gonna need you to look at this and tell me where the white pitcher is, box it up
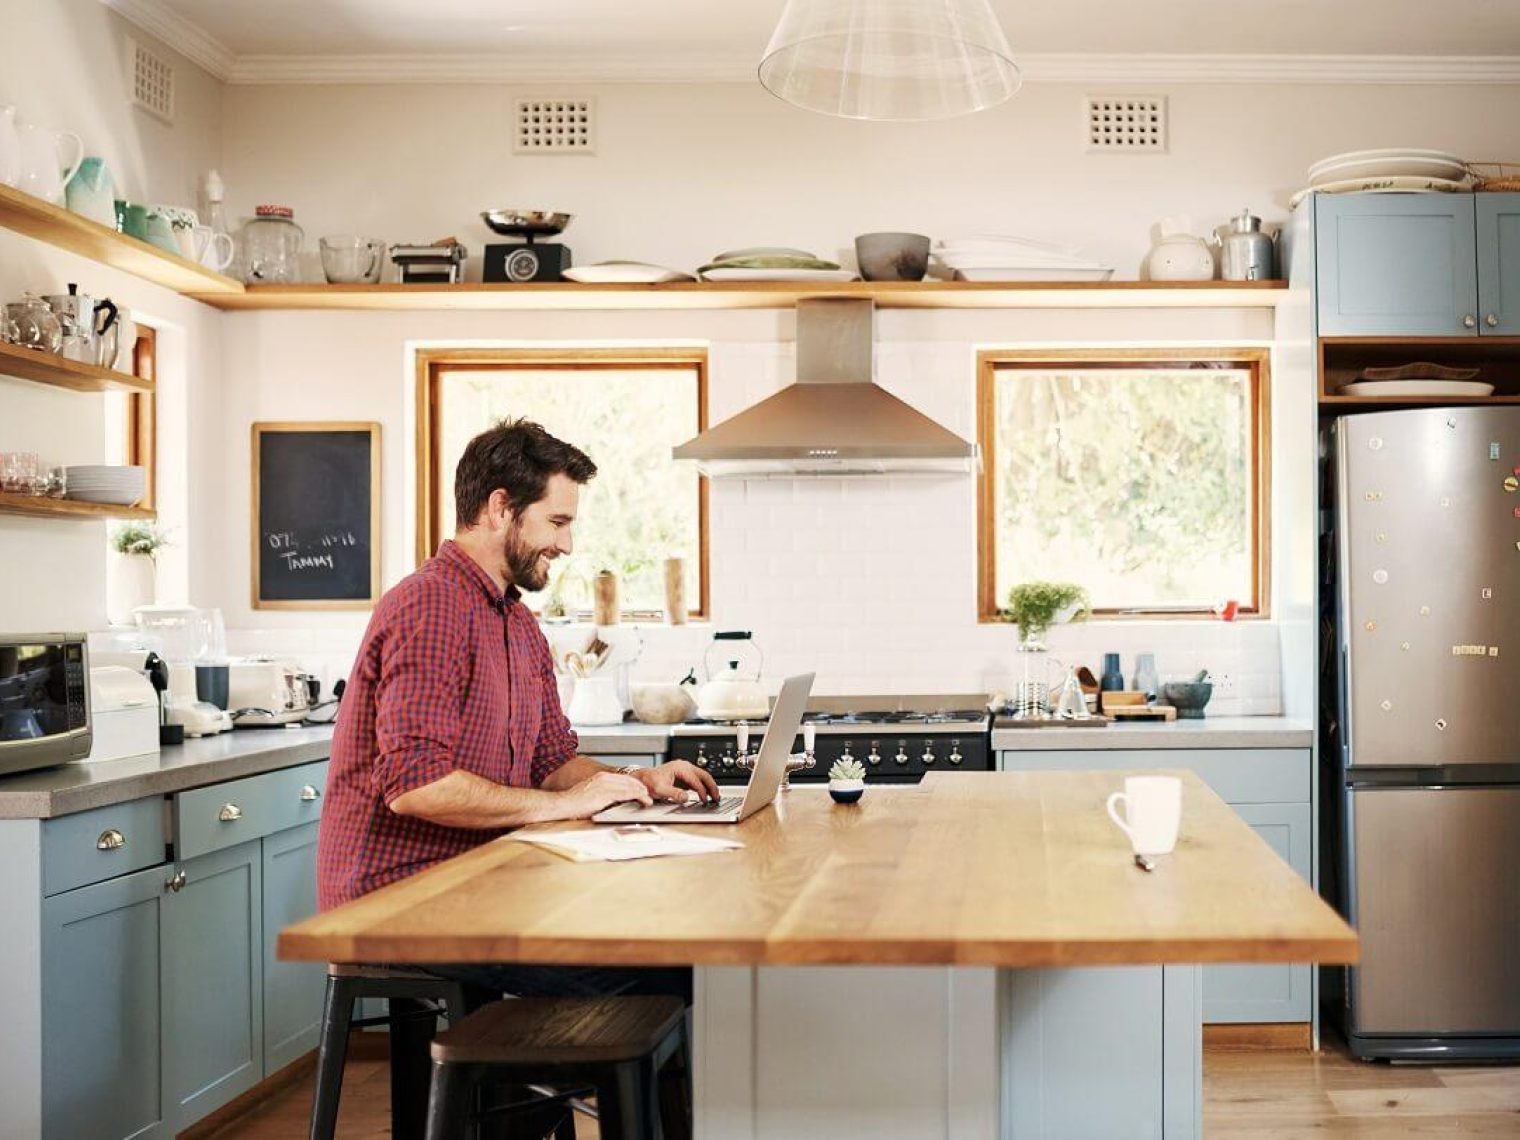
[16,121,83,204]
[0,106,20,188]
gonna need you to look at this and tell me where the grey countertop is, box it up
[0,715,1307,819]
[572,723,675,754]
[991,716,1313,751]
[0,726,337,820]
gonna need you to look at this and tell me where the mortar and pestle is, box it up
[1160,669,1213,719]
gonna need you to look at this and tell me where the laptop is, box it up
[592,672,815,824]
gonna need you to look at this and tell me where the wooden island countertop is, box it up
[279,770,1357,969]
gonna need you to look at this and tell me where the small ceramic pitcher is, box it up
[65,157,117,226]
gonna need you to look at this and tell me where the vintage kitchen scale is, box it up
[481,209,574,282]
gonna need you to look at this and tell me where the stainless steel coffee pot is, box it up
[1217,209,1276,281]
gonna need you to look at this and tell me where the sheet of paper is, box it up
[505,825,744,862]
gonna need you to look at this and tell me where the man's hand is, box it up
[563,771,652,818]
[639,759,722,804]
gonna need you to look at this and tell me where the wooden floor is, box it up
[201,1035,1520,1138]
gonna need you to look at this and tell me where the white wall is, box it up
[0,0,224,634]
[220,80,1520,280]
[212,303,1287,709]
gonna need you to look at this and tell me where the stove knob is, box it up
[840,746,855,764]
[894,742,909,766]
[949,739,963,765]
[921,747,936,765]
[867,741,882,766]
[695,745,709,769]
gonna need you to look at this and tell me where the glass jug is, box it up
[238,205,304,284]
[4,294,62,352]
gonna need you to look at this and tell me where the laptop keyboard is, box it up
[669,796,742,815]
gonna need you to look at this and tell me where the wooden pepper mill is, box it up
[592,569,620,626]
[663,556,687,625]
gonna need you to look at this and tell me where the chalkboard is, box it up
[252,422,380,609]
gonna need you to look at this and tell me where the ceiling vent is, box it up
[1085,95,1165,152]
[514,99,595,154]
[130,38,175,122]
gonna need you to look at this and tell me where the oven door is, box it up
[0,636,91,775]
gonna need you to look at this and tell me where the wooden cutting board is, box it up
[1107,705,1178,721]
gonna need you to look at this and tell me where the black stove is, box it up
[667,695,993,784]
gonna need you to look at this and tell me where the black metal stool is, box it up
[425,995,691,1140]
[309,963,473,1140]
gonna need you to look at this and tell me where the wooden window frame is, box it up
[126,326,156,511]
[415,347,711,621]
[976,347,1272,622]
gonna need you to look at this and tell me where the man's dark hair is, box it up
[454,418,597,526]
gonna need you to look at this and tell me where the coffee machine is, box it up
[481,210,573,282]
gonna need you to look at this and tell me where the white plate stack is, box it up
[1288,148,1472,207]
[64,465,146,505]
[933,235,1114,282]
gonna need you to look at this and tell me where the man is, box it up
[317,417,719,1004]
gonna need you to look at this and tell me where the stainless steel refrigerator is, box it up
[1326,406,1520,1060]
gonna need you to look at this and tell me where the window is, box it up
[977,348,1270,620]
[417,349,708,619]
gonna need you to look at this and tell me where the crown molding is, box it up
[225,50,1520,87]
[100,0,235,80]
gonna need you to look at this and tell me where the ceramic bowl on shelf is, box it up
[1160,681,1213,719]
[854,233,931,282]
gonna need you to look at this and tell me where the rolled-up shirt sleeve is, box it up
[529,627,579,786]
[371,586,468,804]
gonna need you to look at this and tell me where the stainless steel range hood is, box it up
[672,297,977,477]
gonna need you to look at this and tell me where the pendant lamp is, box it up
[759,0,1021,121]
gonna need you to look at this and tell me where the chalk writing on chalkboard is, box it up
[252,423,380,610]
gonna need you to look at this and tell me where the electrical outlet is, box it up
[1210,672,1237,699]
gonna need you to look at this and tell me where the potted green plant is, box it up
[541,557,586,622]
[108,522,169,626]
[828,757,867,804]
[1003,581,1090,647]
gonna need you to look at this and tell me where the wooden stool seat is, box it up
[425,996,691,1140]
[432,996,686,1066]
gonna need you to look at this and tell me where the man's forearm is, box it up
[389,768,578,829]
[539,754,615,792]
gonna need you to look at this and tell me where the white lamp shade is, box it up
[759,0,1021,121]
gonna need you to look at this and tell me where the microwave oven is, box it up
[0,634,91,776]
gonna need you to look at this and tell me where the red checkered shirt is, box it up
[317,540,578,908]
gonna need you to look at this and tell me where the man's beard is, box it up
[504,522,555,592]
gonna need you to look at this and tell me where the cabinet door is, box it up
[42,865,168,1140]
[262,822,325,1072]
[1316,194,1478,335]
[162,840,263,1131]
[1477,193,1520,335]
[1203,803,1313,1023]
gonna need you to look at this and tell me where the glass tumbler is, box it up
[1,452,39,494]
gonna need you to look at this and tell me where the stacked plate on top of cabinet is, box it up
[932,235,1113,282]
[1338,362,1493,399]
[1289,149,1472,208]
[64,465,145,505]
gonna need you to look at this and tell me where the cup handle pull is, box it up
[57,131,84,190]
[1106,792,1133,841]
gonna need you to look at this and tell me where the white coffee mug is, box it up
[1106,775,1182,856]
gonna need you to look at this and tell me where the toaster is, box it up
[227,658,315,727]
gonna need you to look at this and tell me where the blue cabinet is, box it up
[1478,193,1520,335]
[1315,194,1478,336]
[42,864,168,1140]
[261,822,324,1072]
[162,840,264,1130]
[995,748,1314,1025]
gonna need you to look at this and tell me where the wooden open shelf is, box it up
[0,340,152,393]
[0,183,242,296]
[1319,336,1520,409]
[0,492,153,521]
[204,278,1289,312]
[194,279,1287,312]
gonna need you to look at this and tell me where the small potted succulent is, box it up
[828,757,867,804]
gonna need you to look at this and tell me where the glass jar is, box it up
[237,204,304,284]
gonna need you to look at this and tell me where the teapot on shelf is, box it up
[1144,217,1216,282]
